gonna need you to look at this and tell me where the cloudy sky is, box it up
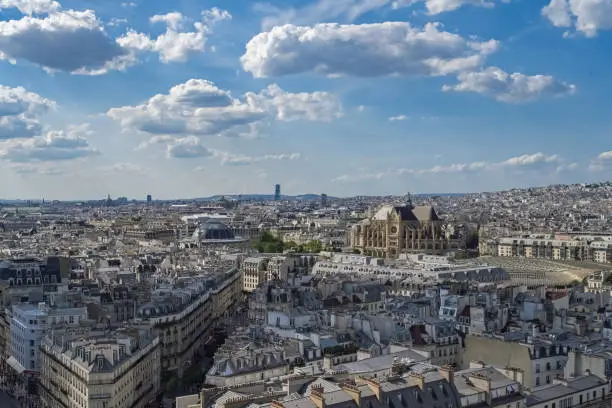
[0,0,611,200]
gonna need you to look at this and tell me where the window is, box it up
[536,364,541,373]
[546,376,551,384]
[536,377,540,386]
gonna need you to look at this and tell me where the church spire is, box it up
[404,192,413,209]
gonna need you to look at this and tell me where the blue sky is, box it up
[0,0,611,199]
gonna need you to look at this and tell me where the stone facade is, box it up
[348,204,461,258]
[39,326,160,408]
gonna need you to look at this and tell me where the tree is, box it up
[253,231,284,253]
[304,240,323,253]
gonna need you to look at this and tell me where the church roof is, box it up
[412,205,440,221]
[371,205,440,222]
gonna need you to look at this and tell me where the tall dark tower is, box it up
[274,184,281,201]
[321,193,328,208]
[146,194,152,204]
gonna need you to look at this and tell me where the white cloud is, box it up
[257,0,505,29]
[0,85,55,117]
[389,115,409,121]
[392,0,507,15]
[121,2,136,8]
[258,0,390,29]
[542,0,612,37]
[246,84,343,122]
[117,8,231,63]
[135,135,175,150]
[100,162,147,174]
[442,67,576,102]
[216,152,302,166]
[0,85,55,140]
[0,4,230,74]
[0,0,60,15]
[0,123,99,162]
[108,17,128,27]
[0,9,134,75]
[107,79,266,137]
[108,79,341,139]
[0,116,42,140]
[500,152,562,167]
[166,136,213,159]
[333,152,570,182]
[241,22,498,78]
[589,151,612,171]
[150,12,186,31]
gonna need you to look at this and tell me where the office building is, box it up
[321,193,328,207]
[274,184,281,201]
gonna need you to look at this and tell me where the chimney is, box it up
[342,382,361,407]
[408,372,425,390]
[359,377,382,401]
[309,385,326,408]
[439,365,455,385]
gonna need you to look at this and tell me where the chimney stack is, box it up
[408,372,425,390]
[341,382,361,406]
[309,385,326,408]
[439,365,455,385]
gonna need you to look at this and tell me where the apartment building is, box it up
[39,326,160,408]
[462,335,569,390]
[487,237,612,264]
[242,257,269,292]
[135,268,242,379]
[8,302,87,374]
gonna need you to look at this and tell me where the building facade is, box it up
[9,302,87,374]
[482,236,612,264]
[39,326,160,408]
[242,257,269,293]
[136,268,242,379]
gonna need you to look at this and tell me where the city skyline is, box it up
[0,0,612,200]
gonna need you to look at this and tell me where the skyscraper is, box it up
[321,193,328,208]
[146,194,152,204]
[274,184,281,201]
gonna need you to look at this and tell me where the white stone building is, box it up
[8,302,87,374]
[39,326,160,408]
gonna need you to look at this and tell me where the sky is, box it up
[0,0,611,200]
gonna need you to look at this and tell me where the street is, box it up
[0,390,19,408]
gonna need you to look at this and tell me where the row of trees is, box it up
[252,231,325,253]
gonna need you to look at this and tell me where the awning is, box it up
[6,356,25,374]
